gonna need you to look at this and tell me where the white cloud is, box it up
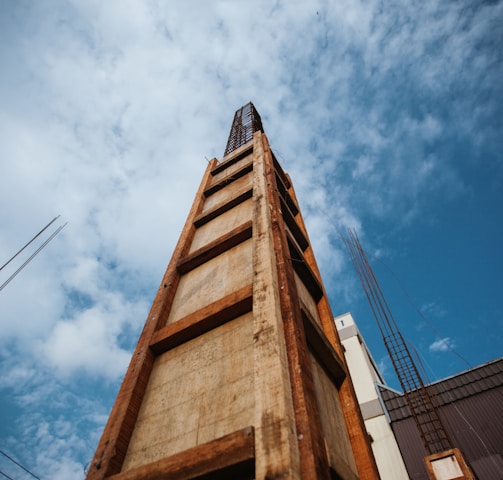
[421,301,447,320]
[0,0,501,477]
[429,337,454,353]
[40,292,147,379]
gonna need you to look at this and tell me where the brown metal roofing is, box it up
[380,358,503,419]
[378,358,503,479]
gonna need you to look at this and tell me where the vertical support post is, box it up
[291,203,381,479]
[258,131,332,479]
[252,132,301,479]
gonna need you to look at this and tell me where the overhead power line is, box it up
[374,257,472,370]
[0,470,15,480]
[0,215,60,272]
[313,203,473,372]
[0,449,40,479]
[341,227,452,455]
[0,220,67,293]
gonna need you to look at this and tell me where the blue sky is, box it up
[0,0,501,478]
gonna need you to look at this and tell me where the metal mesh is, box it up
[224,102,264,157]
[342,228,452,455]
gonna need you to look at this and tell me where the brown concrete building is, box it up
[86,103,380,480]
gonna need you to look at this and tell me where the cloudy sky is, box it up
[0,0,501,478]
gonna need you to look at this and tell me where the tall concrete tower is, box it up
[86,103,379,480]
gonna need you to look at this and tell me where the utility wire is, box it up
[413,347,503,477]
[0,449,40,479]
[0,215,60,272]
[0,470,15,480]
[374,257,472,369]
[0,222,67,293]
[314,203,473,370]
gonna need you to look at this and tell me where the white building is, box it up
[335,312,410,479]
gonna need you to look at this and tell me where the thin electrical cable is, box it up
[375,257,472,369]
[409,342,461,445]
[0,215,60,272]
[0,470,15,480]
[409,341,434,384]
[316,201,472,371]
[0,222,67,293]
[286,172,493,465]
[0,449,40,480]
[413,350,503,476]
[342,228,453,453]
[276,173,483,454]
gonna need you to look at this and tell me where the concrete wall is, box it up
[335,312,410,479]
[88,131,377,479]
[123,313,254,470]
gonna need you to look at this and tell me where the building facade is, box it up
[86,103,380,480]
[335,312,410,479]
[336,312,503,480]
[379,358,503,480]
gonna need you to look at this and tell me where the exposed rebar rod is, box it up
[341,228,452,454]
[223,102,264,156]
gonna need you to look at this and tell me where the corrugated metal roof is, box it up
[379,357,503,421]
[378,358,503,479]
